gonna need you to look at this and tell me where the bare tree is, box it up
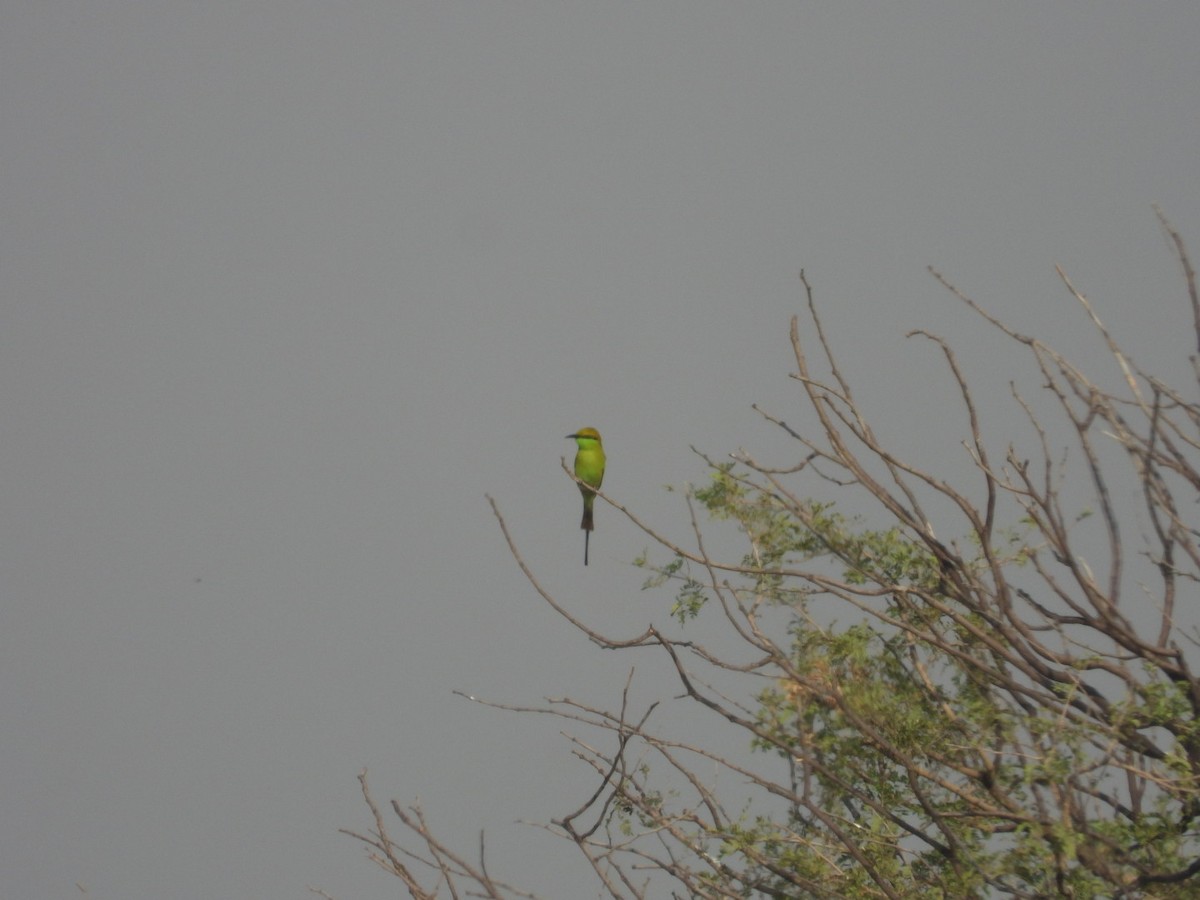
[341,211,1200,898]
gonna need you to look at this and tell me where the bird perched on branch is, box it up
[566,428,606,565]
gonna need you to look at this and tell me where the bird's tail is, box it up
[581,493,595,565]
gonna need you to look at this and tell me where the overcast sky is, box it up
[3,4,1199,898]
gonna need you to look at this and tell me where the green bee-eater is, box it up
[567,427,606,565]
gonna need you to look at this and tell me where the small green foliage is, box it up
[635,553,708,621]
[670,578,709,622]
[633,451,1200,896]
[692,466,831,571]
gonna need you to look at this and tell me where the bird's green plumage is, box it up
[567,427,606,565]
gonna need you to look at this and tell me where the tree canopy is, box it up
[342,212,1200,898]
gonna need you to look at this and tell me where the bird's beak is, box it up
[565,433,577,439]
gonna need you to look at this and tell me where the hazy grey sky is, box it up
[2,4,1198,898]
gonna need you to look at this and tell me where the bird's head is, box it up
[566,427,603,446]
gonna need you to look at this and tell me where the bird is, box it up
[566,427,606,565]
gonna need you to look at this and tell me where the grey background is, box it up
[2,3,1198,898]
